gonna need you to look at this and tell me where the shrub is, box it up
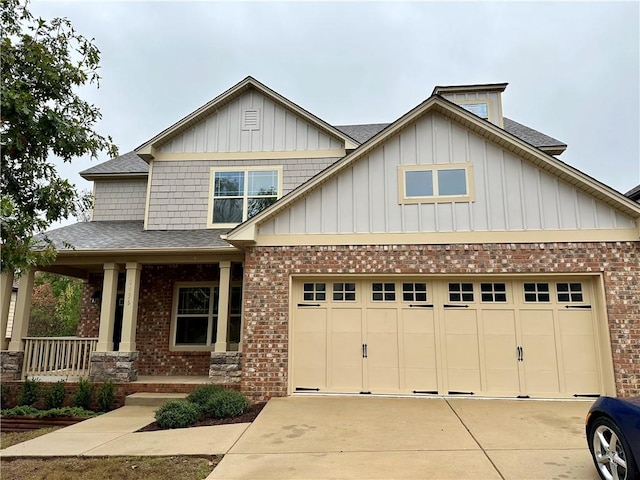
[203,389,250,419]
[96,381,116,412]
[1,405,40,416]
[44,381,66,409]
[72,378,93,409]
[154,400,201,429]
[18,377,41,406]
[186,384,224,411]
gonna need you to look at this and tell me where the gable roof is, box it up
[135,76,359,160]
[227,94,640,243]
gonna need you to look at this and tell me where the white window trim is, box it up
[207,165,284,228]
[170,282,218,352]
[398,163,474,204]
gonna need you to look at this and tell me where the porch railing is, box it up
[22,337,98,379]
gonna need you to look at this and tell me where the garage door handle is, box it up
[362,344,368,358]
[564,305,592,309]
[409,304,434,308]
[297,303,321,307]
[443,304,469,308]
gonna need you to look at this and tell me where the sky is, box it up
[29,0,640,226]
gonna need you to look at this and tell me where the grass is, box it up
[0,456,220,480]
[1,427,61,449]
[1,430,220,479]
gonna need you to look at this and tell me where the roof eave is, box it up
[80,172,149,181]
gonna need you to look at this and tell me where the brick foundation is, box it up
[90,351,138,382]
[209,352,242,384]
[0,351,24,381]
[241,242,640,401]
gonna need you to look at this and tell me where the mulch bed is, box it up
[136,402,266,432]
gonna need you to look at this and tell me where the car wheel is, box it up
[589,417,638,480]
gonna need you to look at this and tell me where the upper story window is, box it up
[208,166,283,227]
[398,163,473,204]
[460,102,489,119]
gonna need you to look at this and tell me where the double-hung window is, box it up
[398,163,473,204]
[172,285,218,348]
[208,166,283,227]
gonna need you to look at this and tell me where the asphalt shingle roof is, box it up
[502,118,566,151]
[80,151,149,178]
[42,221,231,251]
[335,123,391,144]
[625,184,640,202]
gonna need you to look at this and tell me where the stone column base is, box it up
[90,351,138,382]
[209,352,242,384]
[0,351,24,381]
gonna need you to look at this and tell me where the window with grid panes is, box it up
[449,283,474,302]
[402,283,428,302]
[333,283,356,301]
[523,283,550,302]
[372,283,396,301]
[480,283,507,302]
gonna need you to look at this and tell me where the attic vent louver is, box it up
[242,108,261,130]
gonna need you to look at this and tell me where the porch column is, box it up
[96,263,118,352]
[1,271,15,350]
[214,261,231,352]
[8,270,35,351]
[119,262,141,352]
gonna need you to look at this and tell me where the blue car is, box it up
[586,396,640,480]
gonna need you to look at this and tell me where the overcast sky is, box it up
[30,0,639,224]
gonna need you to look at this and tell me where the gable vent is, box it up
[242,108,261,130]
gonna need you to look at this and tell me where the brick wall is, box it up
[78,277,101,338]
[135,264,219,376]
[241,242,640,401]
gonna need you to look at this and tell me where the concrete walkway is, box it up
[0,405,250,457]
[0,396,600,479]
[208,396,600,480]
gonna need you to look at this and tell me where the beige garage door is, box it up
[291,277,605,398]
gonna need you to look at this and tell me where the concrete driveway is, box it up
[209,396,599,480]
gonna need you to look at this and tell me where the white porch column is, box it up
[119,262,141,352]
[214,261,231,352]
[1,271,15,350]
[96,263,118,352]
[8,270,35,351]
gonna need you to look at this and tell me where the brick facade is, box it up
[135,264,219,376]
[241,242,640,401]
[78,276,101,338]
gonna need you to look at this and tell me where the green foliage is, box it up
[1,405,96,418]
[154,400,201,429]
[96,381,116,412]
[44,380,66,409]
[1,405,39,416]
[18,377,40,406]
[203,389,251,419]
[185,384,224,411]
[71,377,93,409]
[0,0,117,273]
[29,272,81,336]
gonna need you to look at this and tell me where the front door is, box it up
[113,294,124,351]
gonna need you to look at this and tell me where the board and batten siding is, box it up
[258,112,635,236]
[146,157,340,230]
[158,90,344,154]
[92,179,147,221]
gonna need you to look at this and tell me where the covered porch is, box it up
[0,221,246,386]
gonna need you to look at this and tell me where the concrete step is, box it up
[125,392,188,407]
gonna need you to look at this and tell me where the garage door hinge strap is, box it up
[409,304,434,308]
[448,391,475,395]
[295,387,320,392]
[573,393,600,398]
[564,305,592,309]
[413,390,438,395]
[297,303,321,307]
[443,304,469,308]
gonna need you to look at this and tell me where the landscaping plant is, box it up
[44,381,66,409]
[71,378,93,409]
[154,400,201,429]
[17,377,40,406]
[185,384,224,411]
[203,389,251,419]
[96,381,116,412]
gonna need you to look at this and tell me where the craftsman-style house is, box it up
[2,77,638,401]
